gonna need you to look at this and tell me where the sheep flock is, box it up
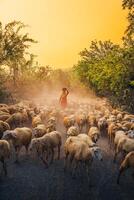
[0,97,134,196]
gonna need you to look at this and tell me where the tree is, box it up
[0,21,37,85]
[122,0,134,39]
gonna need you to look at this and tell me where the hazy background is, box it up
[0,0,128,68]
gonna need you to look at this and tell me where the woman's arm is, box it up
[59,95,62,103]
[66,89,69,96]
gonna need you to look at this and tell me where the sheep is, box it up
[88,126,100,143]
[76,113,87,132]
[122,121,133,131]
[8,105,18,114]
[113,130,127,153]
[0,107,9,113]
[2,127,32,162]
[0,103,8,108]
[33,124,47,138]
[63,115,75,130]
[32,115,42,128]
[0,113,11,121]
[131,123,134,130]
[77,134,96,147]
[64,139,92,173]
[127,130,134,139]
[108,123,119,146]
[98,117,108,135]
[117,151,134,184]
[123,114,134,121]
[0,140,10,175]
[114,137,134,162]
[67,126,79,138]
[64,138,102,180]
[29,131,62,166]
[87,115,97,128]
[0,120,10,139]
[6,112,25,128]
[46,118,56,133]
[117,113,123,121]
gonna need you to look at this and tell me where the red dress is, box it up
[60,95,67,109]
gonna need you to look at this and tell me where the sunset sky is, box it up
[0,0,128,68]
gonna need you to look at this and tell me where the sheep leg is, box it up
[25,144,30,158]
[1,158,7,176]
[72,160,78,178]
[113,147,119,163]
[109,133,111,147]
[69,155,74,170]
[79,125,82,133]
[64,152,69,171]
[57,145,61,160]
[50,148,54,164]
[117,167,125,184]
[40,155,48,168]
[86,162,90,184]
[77,161,82,177]
[113,152,117,163]
[46,150,49,161]
[14,146,20,163]
[121,151,127,161]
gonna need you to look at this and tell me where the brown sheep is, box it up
[67,126,79,138]
[32,115,42,128]
[76,113,87,132]
[114,136,134,162]
[87,115,97,128]
[117,151,134,184]
[2,127,32,162]
[88,126,100,143]
[0,113,11,121]
[108,123,119,146]
[6,112,26,128]
[0,140,10,175]
[33,124,47,138]
[0,120,10,139]
[64,138,102,180]
[63,115,75,130]
[98,117,108,135]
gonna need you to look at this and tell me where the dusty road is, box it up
[0,123,134,200]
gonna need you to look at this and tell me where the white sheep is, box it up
[29,131,62,166]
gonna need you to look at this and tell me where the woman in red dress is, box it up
[59,88,69,109]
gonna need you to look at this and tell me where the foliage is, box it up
[0,21,37,85]
[74,39,134,112]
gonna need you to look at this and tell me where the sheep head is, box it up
[91,146,103,161]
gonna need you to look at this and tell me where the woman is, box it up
[59,88,69,109]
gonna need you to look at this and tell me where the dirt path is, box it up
[0,125,134,200]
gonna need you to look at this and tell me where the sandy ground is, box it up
[0,123,134,200]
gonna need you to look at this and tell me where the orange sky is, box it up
[0,0,128,68]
